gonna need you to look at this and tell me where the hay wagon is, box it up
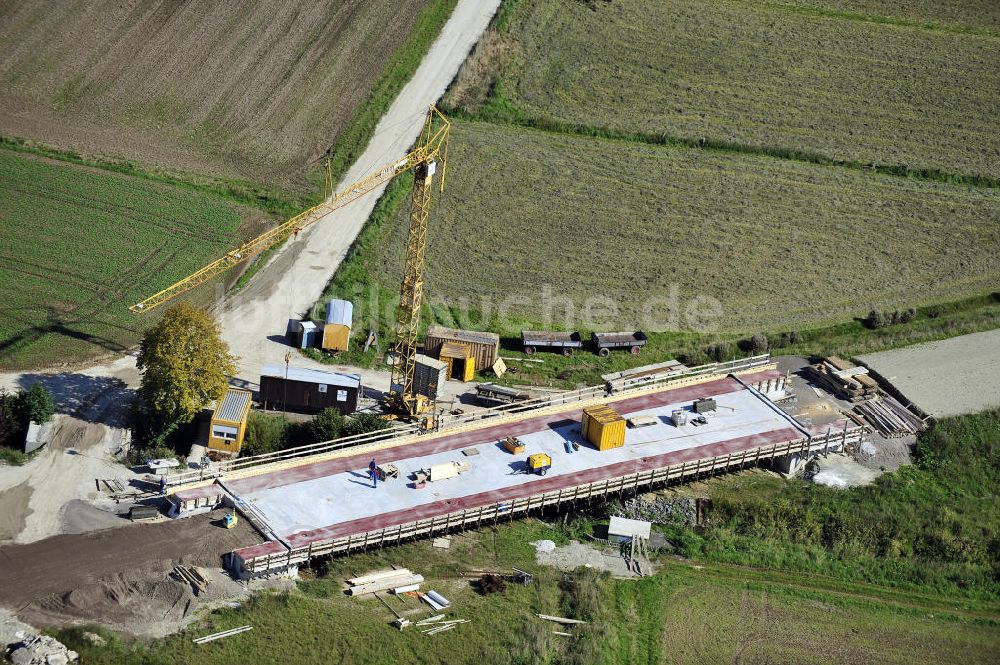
[521,330,583,356]
[591,331,647,357]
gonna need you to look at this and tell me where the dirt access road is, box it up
[857,328,1000,418]
[0,0,498,548]
[218,0,501,388]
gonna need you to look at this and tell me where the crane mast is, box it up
[129,106,450,420]
[389,109,449,419]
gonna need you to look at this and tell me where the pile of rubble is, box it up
[611,495,699,526]
[6,634,78,665]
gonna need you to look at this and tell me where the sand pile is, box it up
[30,571,194,628]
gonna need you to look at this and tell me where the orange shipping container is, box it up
[581,404,626,451]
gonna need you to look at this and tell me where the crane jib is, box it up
[130,106,450,314]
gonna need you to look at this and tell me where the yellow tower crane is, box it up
[130,106,450,419]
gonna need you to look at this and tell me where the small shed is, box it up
[297,320,319,349]
[413,354,447,400]
[322,299,354,351]
[209,388,253,455]
[259,364,361,414]
[424,325,499,372]
[581,404,626,451]
[608,516,652,543]
[440,342,476,381]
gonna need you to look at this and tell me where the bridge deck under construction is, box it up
[198,370,859,576]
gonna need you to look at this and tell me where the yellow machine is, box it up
[526,453,552,476]
[130,107,451,422]
[223,512,238,529]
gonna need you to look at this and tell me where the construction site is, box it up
[1,0,999,662]
[165,361,864,577]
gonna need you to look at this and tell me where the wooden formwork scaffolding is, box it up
[234,426,863,576]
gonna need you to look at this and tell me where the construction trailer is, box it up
[259,365,361,414]
[439,341,476,381]
[321,299,353,351]
[581,404,626,450]
[295,320,319,350]
[424,325,499,372]
[208,389,253,455]
[412,354,447,401]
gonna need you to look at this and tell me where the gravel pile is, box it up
[5,634,77,665]
[610,495,698,525]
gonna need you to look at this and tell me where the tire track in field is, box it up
[0,257,96,293]
[70,245,178,316]
[4,185,232,244]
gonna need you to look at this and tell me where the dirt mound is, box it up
[0,510,258,608]
[0,482,32,542]
[32,571,192,626]
[21,566,258,638]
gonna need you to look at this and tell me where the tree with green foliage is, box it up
[344,412,390,437]
[0,390,15,450]
[22,383,54,424]
[136,303,237,426]
[307,408,346,443]
[242,411,290,456]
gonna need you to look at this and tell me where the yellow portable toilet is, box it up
[208,388,252,455]
[581,404,626,451]
[439,342,475,381]
[322,299,353,351]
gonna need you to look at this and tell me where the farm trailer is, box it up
[592,331,647,357]
[521,331,583,356]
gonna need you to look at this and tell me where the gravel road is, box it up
[217,0,501,387]
[857,328,1000,418]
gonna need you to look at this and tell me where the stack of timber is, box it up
[173,565,209,593]
[418,616,469,635]
[855,396,926,438]
[808,357,879,402]
[602,359,688,392]
[347,569,424,596]
[193,626,252,644]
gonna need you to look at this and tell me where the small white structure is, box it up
[429,461,471,482]
[23,420,54,453]
[608,516,652,543]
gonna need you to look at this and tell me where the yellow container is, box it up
[581,405,626,451]
[440,342,476,381]
[208,388,252,455]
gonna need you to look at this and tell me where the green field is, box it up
[787,0,1000,32]
[56,527,1000,665]
[460,0,1000,180]
[0,0,452,192]
[354,120,1000,334]
[0,151,263,369]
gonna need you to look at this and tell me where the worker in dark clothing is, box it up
[368,458,378,488]
[159,476,167,495]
